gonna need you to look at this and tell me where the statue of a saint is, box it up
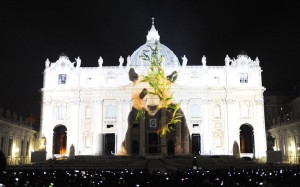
[39,135,46,151]
[182,55,188,67]
[126,55,131,67]
[45,58,50,68]
[255,57,260,66]
[119,56,124,67]
[98,56,103,67]
[225,55,230,66]
[202,55,206,66]
[75,57,81,68]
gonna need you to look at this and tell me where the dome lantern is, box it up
[130,18,180,67]
[146,17,160,42]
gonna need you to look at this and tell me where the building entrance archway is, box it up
[167,140,175,155]
[148,133,159,154]
[53,125,67,155]
[104,133,115,155]
[192,134,201,155]
[239,124,254,153]
[131,140,139,155]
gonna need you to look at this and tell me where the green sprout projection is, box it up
[135,42,183,136]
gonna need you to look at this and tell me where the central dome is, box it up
[130,19,180,67]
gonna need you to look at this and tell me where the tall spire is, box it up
[146,17,160,42]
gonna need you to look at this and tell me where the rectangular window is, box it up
[58,74,67,84]
[240,73,248,83]
[106,105,115,118]
[8,138,13,156]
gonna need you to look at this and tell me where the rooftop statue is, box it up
[126,55,131,67]
[98,56,103,67]
[202,55,206,66]
[225,55,230,66]
[255,57,260,66]
[75,57,81,68]
[182,55,188,67]
[119,56,124,67]
[45,58,50,68]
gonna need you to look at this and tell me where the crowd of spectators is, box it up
[1,167,300,187]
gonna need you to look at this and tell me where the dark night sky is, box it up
[0,0,300,121]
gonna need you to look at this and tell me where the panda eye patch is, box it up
[139,88,147,99]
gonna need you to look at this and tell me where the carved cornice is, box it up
[254,98,264,105]
[43,99,52,105]
[71,99,81,105]
[225,98,236,104]
[94,99,103,105]
[225,54,260,69]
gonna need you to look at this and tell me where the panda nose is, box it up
[148,105,157,111]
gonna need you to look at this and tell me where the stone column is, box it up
[42,100,53,159]
[180,99,190,154]
[175,119,181,155]
[124,100,131,155]
[226,97,237,156]
[222,98,229,155]
[93,99,103,155]
[161,108,167,155]
[203,99,210,154]
[116,99,123,153]
[139,110,145,156]
[70,98,80,156]
[254,98,267,159]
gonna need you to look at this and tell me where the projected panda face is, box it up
[129,68,177,116]
[139,87,161,116]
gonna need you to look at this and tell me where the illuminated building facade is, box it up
[40,21,267,160]
[265,94,300,163]
[0,108,37,165]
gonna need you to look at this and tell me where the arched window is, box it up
[58,105,64,120]
[241,104,249,118]
[214,105,221,118]
[85,135,91,148]
[85,106,92,119]
[191,104,199,117]
[215,135,222,148]
[107,105,115,118]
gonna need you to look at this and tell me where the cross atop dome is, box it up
[146,17,160,42]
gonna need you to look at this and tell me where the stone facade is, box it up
[0,108,38,165]
[40,22,267,160]
[265,95,300,163]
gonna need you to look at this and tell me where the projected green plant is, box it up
[136,42,183,136]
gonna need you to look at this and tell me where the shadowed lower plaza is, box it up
[2,155,300,186]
